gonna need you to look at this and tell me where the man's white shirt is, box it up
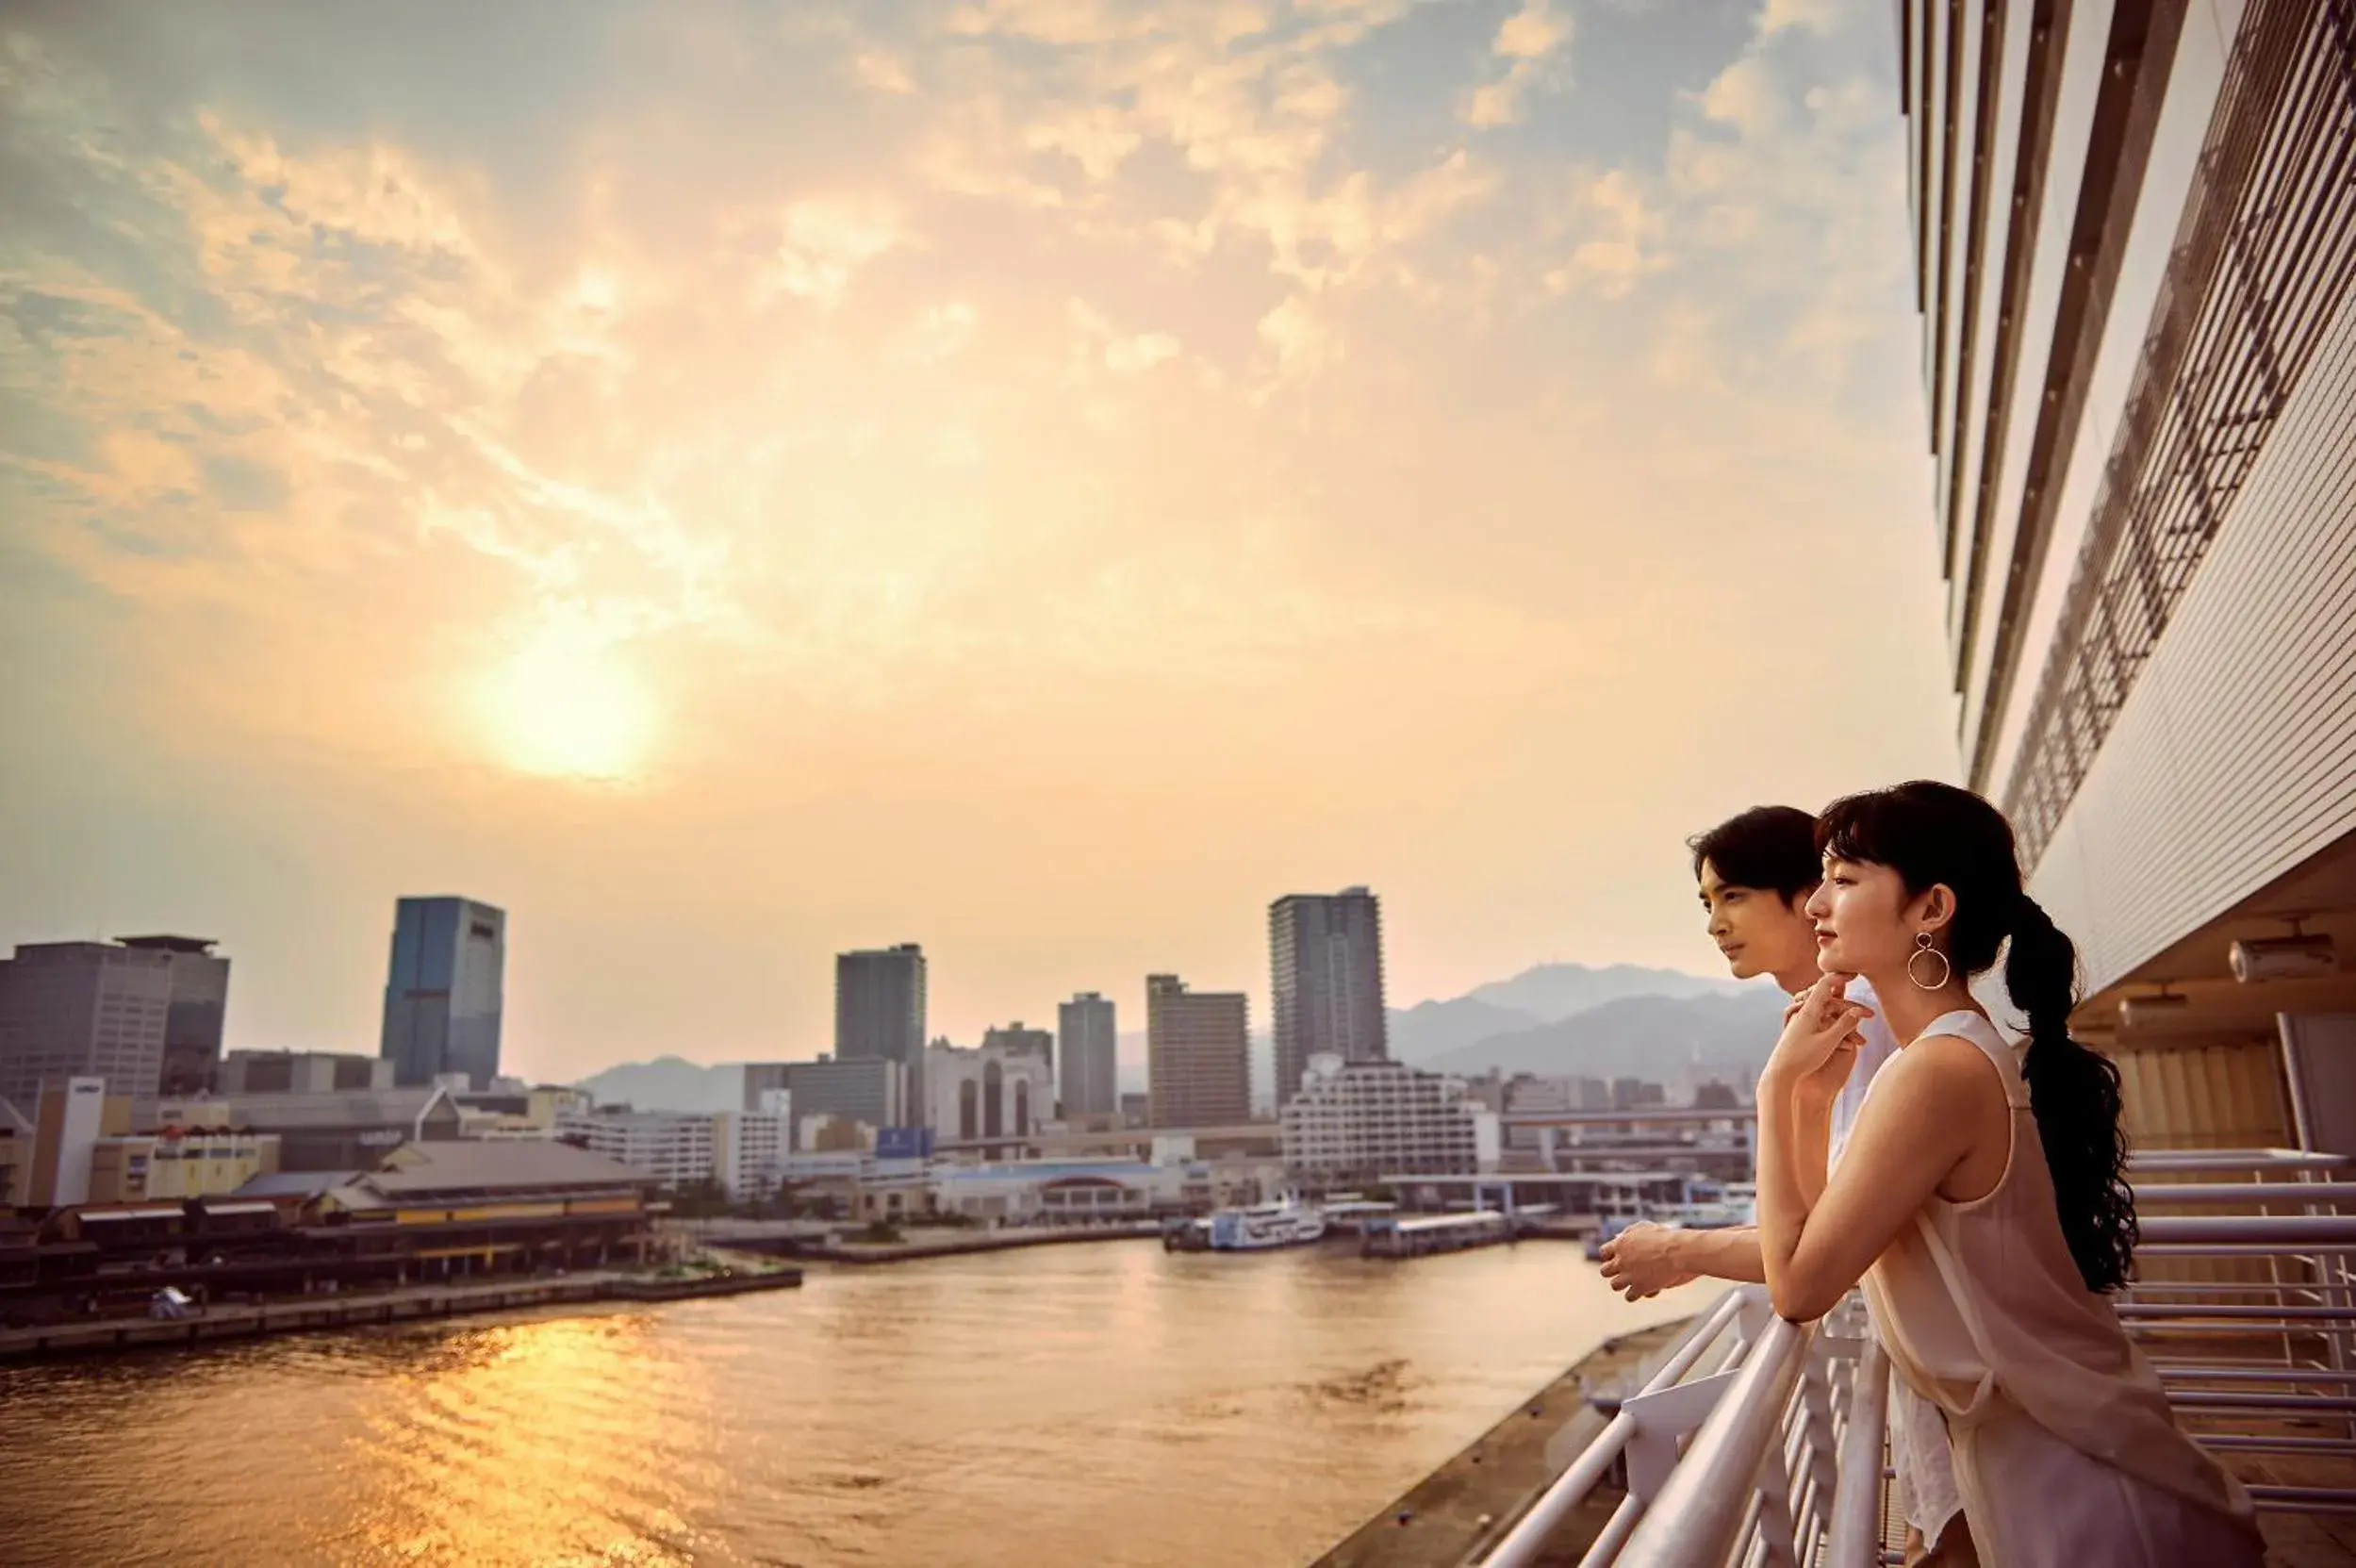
[1818,976,1964,1545]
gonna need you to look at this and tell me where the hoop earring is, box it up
[1907,932,1952,992]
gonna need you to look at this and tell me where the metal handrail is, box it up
[2132,1181,2356,1205]
[2140,1213,2356,1246]
[1614,1311,1813,1567]
[1825,1338,1891,1568]
[1487,1213,2354,1565]
[1474,1291,1748,1564]
[2128,1148,2352,1173]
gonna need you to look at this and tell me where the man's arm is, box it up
[1597,1222,1766,1300]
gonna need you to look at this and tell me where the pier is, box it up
[0,1264,802,1362]
[1362,1211,1516,1260]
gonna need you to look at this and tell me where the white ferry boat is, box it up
[1207,1194,1327,1251]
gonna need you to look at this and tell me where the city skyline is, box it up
[0,1,1959,1082]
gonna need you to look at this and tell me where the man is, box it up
[1597,804,1972,1566]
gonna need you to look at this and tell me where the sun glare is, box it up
[480,630,657,782]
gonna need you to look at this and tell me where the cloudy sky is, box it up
[0,0,1957,1081]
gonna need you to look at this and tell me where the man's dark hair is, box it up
[1687,805,1820,901]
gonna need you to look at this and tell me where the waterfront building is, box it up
[930,1159,1190,1224]
[555,1105,784,1197]
[1279,1057,1499,1184]
[1901,0,2356,1154]
[0,1096,28,1206]
[555,1106,711,1188]
[219,1049,389,1096]
[24,1078,110,1206]
[113,936,230,1097]
[149,1083,467,1171]
[834,944,927,1115]
[927,1036,1055,1147]
[782,1056,904,1144]
[85,1126,281,1203]
[717,1110,785,1201]
[1269,887,1389,1107]
[378,897,506,1089]
[454,1083,589,1141]
[0,941,173,1109]
[1145,975,1250,1129]
[1057,992,1118,1121]
[0,1078,280,1206]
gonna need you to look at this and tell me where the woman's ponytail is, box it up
[2006,896,2138,1293]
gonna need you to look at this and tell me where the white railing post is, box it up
[1825,1339,1891,1568]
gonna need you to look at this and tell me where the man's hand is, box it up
[1597,1222,1698,1301]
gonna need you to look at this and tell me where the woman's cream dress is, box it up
[1855,1011,2265,1567]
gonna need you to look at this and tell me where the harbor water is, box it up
[0,1239,1716,1567]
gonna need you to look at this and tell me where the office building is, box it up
[1279,1057,1498,1182]
[1145,974,1249,1129]
[927,1037,1055,1145]
[835,944,927,1116]
[980,1021,1054,1073]
[0,942,173,1110]
[220,1050,389,1096]
[379,897,506,1089]
[555,1106,783,1199]
[1900,0,2355,1152]
[742,1062,791,1113]
[114,935,230,1097]
[1058,992,1119,1120]
[782,1055,905,1144]
[1611,1078,1668,1113]
[1269,887,1388,1107]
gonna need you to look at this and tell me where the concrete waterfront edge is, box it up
[0,1266,804,1362]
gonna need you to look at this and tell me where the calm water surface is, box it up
[0,1241,1716,1566]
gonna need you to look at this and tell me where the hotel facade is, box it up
[1901,0,2354,1151]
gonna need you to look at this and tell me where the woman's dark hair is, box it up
[1689,805,1820,901]
[1816,780,2137,1294]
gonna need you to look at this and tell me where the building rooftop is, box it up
[114,935,221,954]
[354,1139,653,1199]
[235,1170,361,1199]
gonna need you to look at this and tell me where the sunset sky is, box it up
[0,0,1959,1082]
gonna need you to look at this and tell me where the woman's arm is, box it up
[1758,1021,1994,1321]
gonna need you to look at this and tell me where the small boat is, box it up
[1207,1194,1327,1251]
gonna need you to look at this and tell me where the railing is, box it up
[1477,1189,2356,1568]
[1474,1285,1883,1568]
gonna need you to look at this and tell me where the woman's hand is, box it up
[1767,974,1870,1101]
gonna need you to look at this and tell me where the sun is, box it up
[479,628,657,782]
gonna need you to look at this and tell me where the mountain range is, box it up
[573,961,1782,1113]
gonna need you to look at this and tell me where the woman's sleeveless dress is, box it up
[1854,1011,2265,1567]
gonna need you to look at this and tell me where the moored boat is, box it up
[1206,1194,1326,1250]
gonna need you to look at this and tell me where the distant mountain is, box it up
[1461,962,1738,1023]
[576,1056,746,1114]
[1386,996,1541,1065]
[1420,989,1788,1081]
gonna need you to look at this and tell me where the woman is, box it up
[1754,780,2262,1567]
